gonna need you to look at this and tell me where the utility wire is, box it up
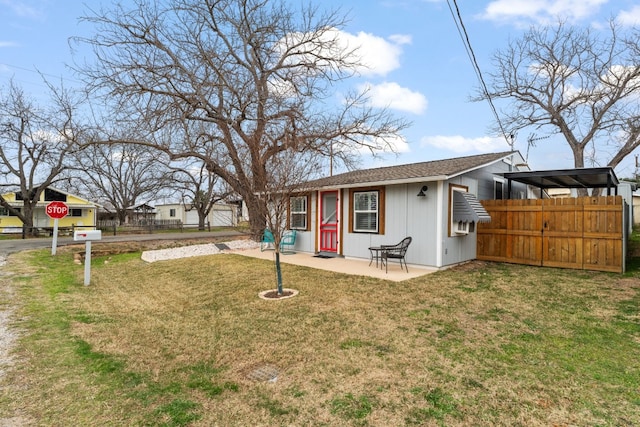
[0,62,82,85]
[446,0,512,149]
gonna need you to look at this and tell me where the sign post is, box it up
[46,201,69,255]
[74,230,102,285]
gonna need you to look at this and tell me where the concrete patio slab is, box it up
[232,248,437,282]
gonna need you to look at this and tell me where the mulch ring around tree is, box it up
[258,288,299,300]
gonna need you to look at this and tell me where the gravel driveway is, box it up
[0,254,15,378]
[0,253,26,425]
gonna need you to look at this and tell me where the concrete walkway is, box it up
[233,248,438,282]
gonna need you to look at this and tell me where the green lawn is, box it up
[1,245,639,426]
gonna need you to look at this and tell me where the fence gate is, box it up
[477,196,625,273]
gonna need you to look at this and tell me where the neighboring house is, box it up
[286,151,529,269]
[0,187,100,232]
[155,202,238,227]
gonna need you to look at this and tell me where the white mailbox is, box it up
[74,230,102,241]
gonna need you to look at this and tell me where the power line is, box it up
[446,0,511,149]
[0,62,82,85]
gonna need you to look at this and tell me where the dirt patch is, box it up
[258,288,299,300]
[446,260,489,272]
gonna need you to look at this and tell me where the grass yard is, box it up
[1,244,639,426]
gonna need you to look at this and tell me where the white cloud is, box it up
[480,0,608,25]
[0,41,18,48]
[365,133,411,154]
[420,135,509,153]
[388,34,412,45]
[359,82,427,114]
[618,6,640,26]
[341,132,411,157]
[0,0,43,20]
[339,30,410,77]
[275,28,409,83]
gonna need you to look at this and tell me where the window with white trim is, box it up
[353,191,378,232]
[169,208,176,217]
[289,195,307,230]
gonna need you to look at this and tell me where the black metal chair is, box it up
[381,237,412,273]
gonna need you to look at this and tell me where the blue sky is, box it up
[2,0,640,178]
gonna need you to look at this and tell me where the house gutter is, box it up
[300,176,449,192]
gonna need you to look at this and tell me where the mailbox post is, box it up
[74,230,102,285]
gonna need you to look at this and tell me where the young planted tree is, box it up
[0,80,84,236]
[261,149,323,295]
[75,0,407,236]
[478,20,640,194]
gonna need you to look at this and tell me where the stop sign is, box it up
[46,201,69,219]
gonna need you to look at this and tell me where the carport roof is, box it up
[503,167,619,190]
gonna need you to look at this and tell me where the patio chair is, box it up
[381,237,412,273]
[280,230,297,254]
[260,229,276,251]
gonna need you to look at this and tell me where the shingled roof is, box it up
[303,151,517,189]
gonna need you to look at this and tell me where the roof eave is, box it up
[447,152,524,180]
[301,175,450,191]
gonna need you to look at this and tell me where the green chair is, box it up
[279,230,297,254]
[260,229,275,251]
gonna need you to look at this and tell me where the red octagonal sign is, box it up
[46,201,69,219]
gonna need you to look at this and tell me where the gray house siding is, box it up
[467,157,528,200]
[337,182,439,267]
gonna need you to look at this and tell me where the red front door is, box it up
[319,191,339,252]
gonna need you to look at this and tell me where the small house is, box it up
[0,187,100,233]
[287,151,529,269]
[155,202,239,227]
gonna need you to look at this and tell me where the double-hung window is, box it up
[289,195,308,230]
[353,191,378,232]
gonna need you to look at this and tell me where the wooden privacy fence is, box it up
[477,196,626,273]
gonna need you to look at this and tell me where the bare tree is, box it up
[65,142,172,225]
[478,19,640,193]
[0,79,84,236]
[75,0,408,236]
[170,159,233,230]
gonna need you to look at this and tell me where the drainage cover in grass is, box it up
[215,243,230,250]
[247,364,279,383]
